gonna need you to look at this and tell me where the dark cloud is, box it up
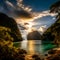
[13,9,32,19]
[0,0,33,20]
[18,24,26,30]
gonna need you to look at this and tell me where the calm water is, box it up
[20,40,56,55]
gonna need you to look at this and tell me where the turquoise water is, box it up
[20,40,56,55]
[14,40,56,55]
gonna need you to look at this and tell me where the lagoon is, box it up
[20,40,56,55]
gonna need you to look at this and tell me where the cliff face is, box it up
[0,13,22,42]
[42,19,60,41]
[27,31,42,40]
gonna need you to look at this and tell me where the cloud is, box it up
[0,0,33,21]
[38,25,47,33]
[0,0,57,23]
[30,10,57,21]
[17,0,32,12]
[5,0,15,8]
[16,10,57,23]
[11,0,33,19]
[14,9,33,23]
[15,0,33,22]
[0,6,4,12]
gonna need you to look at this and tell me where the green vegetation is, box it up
[0,26,27,60]
[0,13,26,60]
[0,26,13,47]
[42,1,60,46]
[0,13,22,42]
[13,42,20,47]
[0,1,60,60]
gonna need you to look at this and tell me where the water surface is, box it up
[20,40,56,55]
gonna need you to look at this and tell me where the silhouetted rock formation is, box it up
[27,31,42,40]
[0,12,22,42]
[42,19,60,42]
[42,32,55,42]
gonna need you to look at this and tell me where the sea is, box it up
[19,40,56,55]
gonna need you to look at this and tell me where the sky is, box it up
[23,0,57,11]
[0,0,58,39]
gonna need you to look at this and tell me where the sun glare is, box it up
[27,22,33,32]
[39,26,46,33]
[24,22,36,32]
[39,27,44,32]
[28,22,33,28]
[24,22,33,29]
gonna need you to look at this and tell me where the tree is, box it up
[42,32,55,42]
[0,13,22,42]
[0,26,27,60]
[0,26,13,47]
[42,1,60,46]
[43,1,60,46]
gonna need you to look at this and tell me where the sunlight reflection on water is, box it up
[20,40,56,55]
[20,40,45,54]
